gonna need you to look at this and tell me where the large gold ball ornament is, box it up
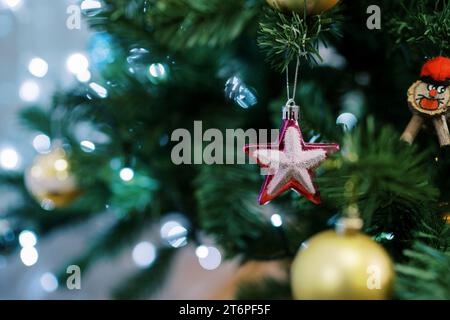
[266,0,339,15]
[24,147,80,209]
[291,220,394,300]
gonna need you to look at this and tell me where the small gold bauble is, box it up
[291,227,395,300]
[266,0,339,15]
[443,212,450,224]
[24,147,80,209]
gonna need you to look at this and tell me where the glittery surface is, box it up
[244,119,339,205]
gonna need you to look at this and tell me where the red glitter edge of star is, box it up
[243,119,340,205]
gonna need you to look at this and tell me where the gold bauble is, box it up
[24,147,80,209]
[291,225,394,300]
[266,0,339,15]
[443,212,450,224]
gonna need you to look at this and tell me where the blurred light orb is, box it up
[132,241,156,268]
[149,63,166,78]
[20,247,38,267]
[167,225,187,248]
[28,58,48,78]
[127,48,150,66]
[89,82,108,98]
[76,69,91,83]
[33,134,51,154]
[198,246,222,271]
[225,76,257,109]
[0,147,19,170]
[40,199,55,211]
[80,0,103,17]
[88,33,113,67]
[18,230,37,248]
[270,213,283,227]
[160,221,179,239]
[54,159,68,171]
[2,0,22,10]
[19,80,40,102]
[195,245,209,259]
[160,218,188,248]
[336,113,358,132]
[40,272,58,293]
[80,140,96,153]
[119,167,134,182]
[66,53,89,75]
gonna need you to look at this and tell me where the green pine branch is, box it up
[388,0,450,57]
[258,7,342,71]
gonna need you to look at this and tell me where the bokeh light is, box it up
[18,230,37,248]
[270,214,283,228]
[0,147,19,170]
[198,246,222,271]
[132,241,156,268]
[89,82,108,98]
[119,167,134,182]
[20,247,38,267]
[19,80,40,102]
[2,0,22,10]
[28,58,48,78]
[66,53,89,75]
[76,69,91,83]
[40,272,58,293]
[80,140,96,153]
[32,134,51,154]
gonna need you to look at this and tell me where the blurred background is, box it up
[0,0,257,299]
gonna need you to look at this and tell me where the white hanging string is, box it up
[285,55,301,106]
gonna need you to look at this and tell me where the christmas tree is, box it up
[1,0,449,299]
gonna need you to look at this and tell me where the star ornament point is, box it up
[244,120,339,205]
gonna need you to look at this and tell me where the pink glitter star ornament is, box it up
[244,104,339,205]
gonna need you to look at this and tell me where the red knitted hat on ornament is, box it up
[420,56,450,85]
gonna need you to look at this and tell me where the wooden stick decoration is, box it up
[401,57,450,147]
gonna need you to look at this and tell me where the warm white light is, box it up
[32,134,51,154]
[40,272,58,293]
[66,53,89,75]
[149,63,166,78]
[132,241,156,268]
[198,246,221,271]
[270,214,283,228]
[54,159,68,171]
[76,69,91,83]
[28,58,48,78]
[0,148,19,170]
[89,82,108,98]
[20,247,38,267]
[119,167,134,181]
[195,245,209,259]
[19,230,37,248]
[3,0,22,10]
[80,0,102,10]
[19,80,40,102]
[80,140,95,153]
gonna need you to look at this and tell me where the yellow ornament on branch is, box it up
[291,218,394,300]
[266,0,339,15]
[24,146,80,210]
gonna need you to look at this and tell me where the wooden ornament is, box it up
[401,80,450,147]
